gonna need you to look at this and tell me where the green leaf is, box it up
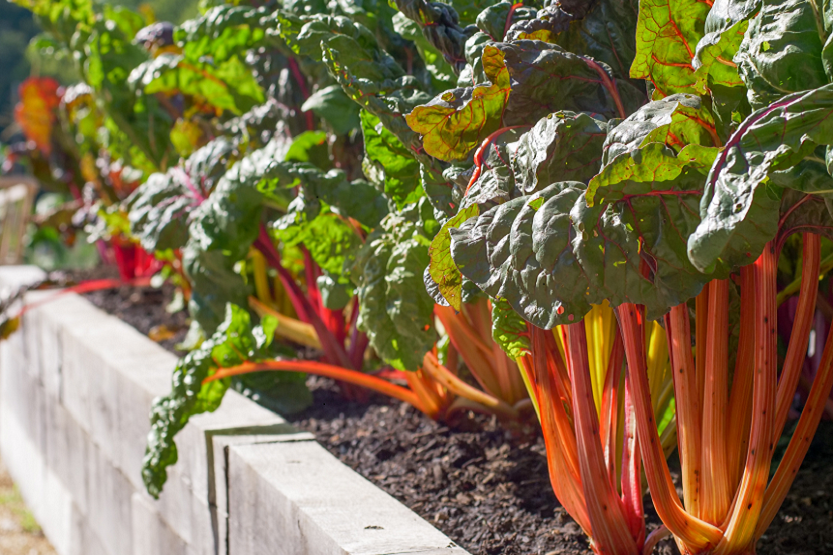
[735,0,829,110]
[553,0,640,80]
[491,296,531,359]
[451,139,722,328]
[475,2,537,42]
[175,4,266,64]
[630,0,710,97]
[689,85,833,273]
[360,110,423,208]
[392,0,471,73]
[128,138,238,253]
[428,205,480,310]
[601,94,720,166]
[300,85,361,135]
[131,53,265,115]
[284,130,330,170]
[143,304,304,498]
[512,111,609,193]
[352,210,436,370]
[273,208,362,278]
[497,40,644,123]
[406,45,510,161]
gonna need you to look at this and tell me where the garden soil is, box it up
[73,269,833,555]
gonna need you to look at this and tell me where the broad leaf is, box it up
[689,84,833,272]
[735,0,829,109]
[360,110,422,208]
[406,45,510,161]
[630,0,709,97]
[491,296,531,358]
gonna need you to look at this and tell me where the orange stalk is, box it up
[701,279,731,524]
[620,378,645,549]
[204,360,425,411]
[619,303,722,551]
[421,352,519,420]
[727,265,756,489]
[696,284,709,422]
[755,303,833,541]
[715,243,778,555]
[533,327,591,534]
[435,304,503,396]
[774,233,820,440]
[665,303,703,519]
[565,322,638,555]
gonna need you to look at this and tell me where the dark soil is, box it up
[58,266,190,354]
[66,265,833,555]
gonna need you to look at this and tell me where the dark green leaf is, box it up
[689,85,833,272]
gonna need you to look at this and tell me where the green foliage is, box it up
[143,304,306,498]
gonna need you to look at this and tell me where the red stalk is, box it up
[619,304,722,551]
[599,329,624,481]
[620,377,645,549]
[665,303,703,519]
[773,233,820,440]
[696,284,709,427]
[701,279,731,524]
[715,242,778,554]
[532,326,591,534]
[255,226,355,371]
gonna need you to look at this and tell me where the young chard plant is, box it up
[426,0,833,552]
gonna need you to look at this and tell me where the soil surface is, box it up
[63,265,833,555]
[58,266,190,354]
[0,456,56,555]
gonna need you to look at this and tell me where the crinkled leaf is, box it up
[735,0,829,110]
[554,0,640,80]
[491,296,531,358]
[452,141,721,328]
[352,212,436,370]
[689,85,833,272]
[131,53,265,115]
[601,94,720,165]
[512,111,609,194]
[176,4,266,64]
[300,84,361,135]
[406,45,510,161]
[392,0,471,73]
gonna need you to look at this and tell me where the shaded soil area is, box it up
[63,266,833,555]
[0,456,56,555]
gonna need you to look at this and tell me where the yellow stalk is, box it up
[248,248,274,307]
[249,296,321,349]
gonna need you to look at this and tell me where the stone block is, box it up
[68,502,108,555]
[132,492,189,555]
[228,441,469,555]
[84,434,134,555]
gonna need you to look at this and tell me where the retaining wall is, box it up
[0,266,468,555]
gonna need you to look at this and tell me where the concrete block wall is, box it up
[0,266,469,555]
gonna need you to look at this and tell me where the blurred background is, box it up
[0,0,198,271]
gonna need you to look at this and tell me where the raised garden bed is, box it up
[69,268,833,555]
[0,266,467,555]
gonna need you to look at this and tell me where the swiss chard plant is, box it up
[419,0,833,552]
